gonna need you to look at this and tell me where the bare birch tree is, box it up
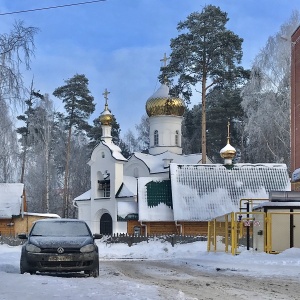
[241,11,300,168]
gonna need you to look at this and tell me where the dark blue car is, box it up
[19,219,101,277]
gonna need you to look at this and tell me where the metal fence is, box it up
[0,235,26,246]
[0,233,207,247]
[102,233,207,247]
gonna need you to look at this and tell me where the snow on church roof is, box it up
[138,177,174,221]
[116,176,137,198]
[170,163,291,221]
[0,183,24,218]
[102,141,127,161]
[133,151,206,174]
[74,189,91,201]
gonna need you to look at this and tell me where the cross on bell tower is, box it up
[160,53,169,67]
[102,88,110,107]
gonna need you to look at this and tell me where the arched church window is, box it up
[175,130,179,146]
[154,130,159,146]
[134,167,139,178]
[102,152,105,158]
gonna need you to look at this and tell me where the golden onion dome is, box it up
[146,84,185,117]
[220,121,236,160]
[220,142,236,159]
[99,104,113,125]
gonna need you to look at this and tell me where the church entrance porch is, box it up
[100,213,112,235]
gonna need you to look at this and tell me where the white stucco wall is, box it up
[85,142,126,234]
[149,115,183,155]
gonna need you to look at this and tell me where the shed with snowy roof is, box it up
[251,191,300,253]
[0,183,60,236]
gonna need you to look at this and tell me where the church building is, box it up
[74,63,290,236]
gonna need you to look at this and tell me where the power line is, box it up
[0,0,106,16]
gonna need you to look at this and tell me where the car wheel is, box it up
[20,264,25,274]
[20,260,28,274]
[90,267,99,278]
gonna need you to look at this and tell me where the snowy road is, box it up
[99,259,300,300]
[1,240,300,299]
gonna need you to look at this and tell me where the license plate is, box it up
[48,255,72,261]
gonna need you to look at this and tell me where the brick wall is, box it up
[291,25,300,177]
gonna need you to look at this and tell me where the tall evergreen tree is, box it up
[53,74,95,217]
[161,5,247,163]
[206,86,245,163]
[182,105,202,154]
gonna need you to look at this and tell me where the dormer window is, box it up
[154,130,159,146]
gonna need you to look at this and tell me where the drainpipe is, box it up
[140,221,147,236]
[21,195,24,219]
[175,221,182,235]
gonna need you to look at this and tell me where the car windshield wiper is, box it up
[30,234,43,236]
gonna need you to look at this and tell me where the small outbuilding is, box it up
[253,191,300,253]
[0,183,60,236]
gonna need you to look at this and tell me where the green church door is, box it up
[100,213,112,235]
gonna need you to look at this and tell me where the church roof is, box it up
[102,141,127,161]
[132,151,207,174]
[170,163,290,221]
[116,176,137,198]
[74,189,91,201]
[0,183,24,218]
[138,177,174,221]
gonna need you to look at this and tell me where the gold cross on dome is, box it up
[160,53,169,67]
[102,88,110,105]
[227,121,231,144]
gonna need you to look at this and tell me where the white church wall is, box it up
[77,201,92,229]
[149,116,182,155]
[114,163,124,194]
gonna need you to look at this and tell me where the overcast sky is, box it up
[0,0,299,135]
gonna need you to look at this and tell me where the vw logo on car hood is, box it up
[57,247,65,254]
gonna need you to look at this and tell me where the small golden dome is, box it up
[220,143,236,159]
[100,88,112,125]
[99,105,112,125]
[220,121,236,160]
[146,84,185,117]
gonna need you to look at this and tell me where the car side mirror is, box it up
[93,233,103,239]
[18,233,28,239]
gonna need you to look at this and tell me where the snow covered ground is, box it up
[1,239,300,299]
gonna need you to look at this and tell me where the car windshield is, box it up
[30,221,91,237]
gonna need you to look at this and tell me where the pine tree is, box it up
[161,5,247,163]
[53,74,95,217]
